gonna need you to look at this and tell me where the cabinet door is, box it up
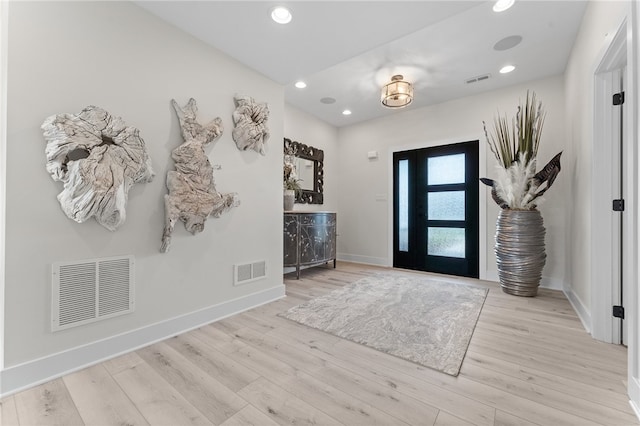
[325,214,337,259]
[326,225,336,259]
[299,214,330,264]
[283,214,298,266]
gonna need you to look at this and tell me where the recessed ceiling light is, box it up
[294,81,307,89]
[320,97,336,104]
[342,110,352,116]
[500,65,516,74]
[493,0,515,12]
[271,6,292,24]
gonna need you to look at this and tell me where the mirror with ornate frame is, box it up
[284,138,324,204]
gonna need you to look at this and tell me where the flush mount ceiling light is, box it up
[342,109,352,116]
[271,6,292,24]
[500,65,516,74]
[493,0,515,12]
[294,81,307,89]
[381,75,413,108]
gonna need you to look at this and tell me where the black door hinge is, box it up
[613,92,625,105]
[613,305,625,319]
[613,199,625,211]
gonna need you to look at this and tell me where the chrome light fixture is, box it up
[381,75,413,108]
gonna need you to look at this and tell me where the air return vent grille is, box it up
[234,260,267,285]
[465,74,491,84]
[52,255,134,332]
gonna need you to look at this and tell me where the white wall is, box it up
[284,105,339,212]
[336,75,567,286]
[0,0,8,381]
[563,0,630,323]
[3,1,283,391]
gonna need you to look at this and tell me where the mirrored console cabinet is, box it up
[284,212,336,279]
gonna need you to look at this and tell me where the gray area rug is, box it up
[280,273,488,376]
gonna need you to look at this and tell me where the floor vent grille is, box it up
[52,255,135,332]
[234,260,267,285]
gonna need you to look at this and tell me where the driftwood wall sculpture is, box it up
[161,98,239,253]
[231,94,270,156]
[42,106,155,231]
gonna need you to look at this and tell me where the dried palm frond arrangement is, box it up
[481,91,562,210]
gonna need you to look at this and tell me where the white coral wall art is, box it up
[231,94,270,156]
[41,106,155,231]
[161,98,240,253]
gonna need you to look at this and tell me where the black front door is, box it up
[393,141,479,278]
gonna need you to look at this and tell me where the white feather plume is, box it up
[494,153,540,209]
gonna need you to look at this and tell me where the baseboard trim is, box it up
[629,377,640,421]
[337,253,389,267]
[630,400,640,422]
[563,285,591,334]
[0,284,285,398]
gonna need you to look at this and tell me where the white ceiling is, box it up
[136,1,587,127]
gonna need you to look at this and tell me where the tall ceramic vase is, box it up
[495,209,546,297]
[284,189,295,211]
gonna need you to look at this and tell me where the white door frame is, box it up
[591,22,628,344]
[628,1,640,415]
[591,6,640,415]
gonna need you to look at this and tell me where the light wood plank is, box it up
[13,379,84,426]
[434,410,476,426]
[280,369,413,425]
[237,377,343,426]
[265,324,495,426]
[63,364,149,426]
[467,337,627,393]
[461,362,638,425]
[236,314,441,425]
[112,361,212,425]
[494,409,540,426]
[301,362,440,426]
[102,351,145,375]
[219,404,280,426]
[336,337,498,424]
[465,350,633,412]
[0,395,20,426]
[225,326,329,374]
[164,333,261,392]
[137,342,247,424]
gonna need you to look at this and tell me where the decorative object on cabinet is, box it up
[161,98,240,253]
[231,94,270,155]
[283,146,303,210]
[283,189,295,211]
[284,138,324,204]
[480,91,562,296]
[41,105,155,231]
[284,212,336,279]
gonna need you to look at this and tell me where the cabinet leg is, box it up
[333,258,336,269]
[296,266,300,279]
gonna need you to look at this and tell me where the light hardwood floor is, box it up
[1,262,637,426]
